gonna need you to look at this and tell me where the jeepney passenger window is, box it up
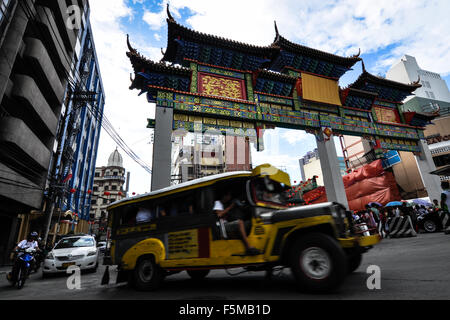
[156,203,177,217]
[178,194,195,215]
[156,205,166,217]
[168,203,178,216]
[120,207,136,226]
[198,187,214,215]
[136,206,154,223]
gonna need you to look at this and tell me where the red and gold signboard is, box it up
[198,72,246,100]
[374,106,400,124]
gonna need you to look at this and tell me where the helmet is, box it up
[29,232,38,240]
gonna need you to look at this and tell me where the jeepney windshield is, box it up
[253,177,289,207]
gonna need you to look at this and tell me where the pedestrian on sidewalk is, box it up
[441,181,450,213]
[379,208,388,238]
[432,199,441,210]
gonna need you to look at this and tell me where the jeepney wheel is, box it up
[133,256,163,291]
[187,269,210,280]
[348,253,363,273]
[289,233,347,293]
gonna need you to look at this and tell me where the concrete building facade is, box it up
[299,148,346,186]
[0,0,88,265]
[386,55,450,103]
[172,132,252,183]
[386,55,450,196]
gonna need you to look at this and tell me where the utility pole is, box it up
[42,88,97,243]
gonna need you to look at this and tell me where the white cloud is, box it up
[282,130,310,145]
[142,9,165,30]
[161,0,450,76]
[89,0,157,194]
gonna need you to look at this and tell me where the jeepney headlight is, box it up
[331,210,339,218]
[330,205,347,237]
[330,206,341,218]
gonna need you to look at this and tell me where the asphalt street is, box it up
[0,232,449,300]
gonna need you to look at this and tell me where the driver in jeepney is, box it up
[213,191,261,256]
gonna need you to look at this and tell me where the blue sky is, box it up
[88,0,450,194]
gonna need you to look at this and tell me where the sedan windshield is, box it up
[55,237,94,249]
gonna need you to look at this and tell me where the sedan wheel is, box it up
[424,220,436,233]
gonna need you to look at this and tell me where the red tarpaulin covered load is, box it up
[303,160,401,211]
[342,159,384,188]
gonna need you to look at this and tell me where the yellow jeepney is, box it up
[102,164,380,292]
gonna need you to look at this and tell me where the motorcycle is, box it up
[7,248,36,289]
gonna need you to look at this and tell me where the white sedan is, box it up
[42,235,99,277]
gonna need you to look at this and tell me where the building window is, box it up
[433,154,450,167]
[111,185,117,190]
[91,200,96,205]
[93,186,98,192]
[95,172,100,177]
[422,81,431,88]
[104,186,108,191]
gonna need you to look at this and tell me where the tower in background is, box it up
[90,148,128,238]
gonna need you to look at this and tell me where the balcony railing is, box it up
[101,175,125,182]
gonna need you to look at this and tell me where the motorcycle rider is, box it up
[7,232,40,281]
